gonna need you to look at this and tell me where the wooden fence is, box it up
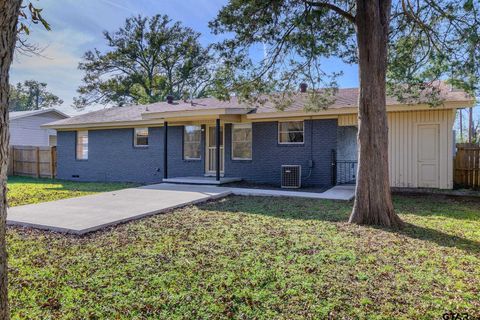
[7,146,57,178]
[454,143,480,189]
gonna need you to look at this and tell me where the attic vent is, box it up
[281,165,301,188]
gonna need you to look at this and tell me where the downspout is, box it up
[215,118,221,181]
[163,121,168,180]
[303,116,314,180]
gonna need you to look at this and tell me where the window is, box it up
[278,121,304,144]
[184,125,201,160]
[232,124,252,160]
[76,130,88,160]
[49,135,57,146]
[134,128,149,147]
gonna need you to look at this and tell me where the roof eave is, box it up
[247,100,474,119]
[10,108,70,120]
[141,107,253,120]
[42,119,165,130]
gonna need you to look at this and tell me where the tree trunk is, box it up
[349,0,404,228]
[0,1,22,319]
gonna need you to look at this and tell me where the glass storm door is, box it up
[205,125,224,175]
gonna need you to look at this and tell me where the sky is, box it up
[10,0,359,116]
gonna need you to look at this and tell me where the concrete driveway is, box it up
[7,184,231,235]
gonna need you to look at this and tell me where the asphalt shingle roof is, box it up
[46,84,473,128]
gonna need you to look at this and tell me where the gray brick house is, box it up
[44,85,473,189]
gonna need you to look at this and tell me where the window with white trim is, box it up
[232,123,252,160]
[76,130,88,160]
[278,121,304,144]
[184,125,201,160]
[134,128,149,147]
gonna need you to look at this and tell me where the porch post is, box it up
[163,121,168,179]
[215,118,221,181]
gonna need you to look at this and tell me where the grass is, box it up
[7,176,138,206]
[6,178,480,319]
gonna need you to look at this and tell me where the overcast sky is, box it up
[10,0,360,116]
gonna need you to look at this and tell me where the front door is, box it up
[205,125,224,175]
[417,124,440,188]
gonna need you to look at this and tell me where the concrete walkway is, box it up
[7,184,354,235]
[229,185,355,201]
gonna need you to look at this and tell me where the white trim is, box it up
[278,120,305,144]
[231,123,252,160]
[133,127,149,147]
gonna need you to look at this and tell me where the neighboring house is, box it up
[10,109,69,147]
[44,84,474,189]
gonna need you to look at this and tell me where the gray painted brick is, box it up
[225,120,337,187]
[57,119,337,187]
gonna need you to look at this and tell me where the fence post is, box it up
[36,147,40,178]
[50,147,55,179]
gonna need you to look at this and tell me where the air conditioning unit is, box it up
[281,165,301,188]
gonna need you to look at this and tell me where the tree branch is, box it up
[304,1,356,24]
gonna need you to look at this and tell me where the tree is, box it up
[74,15,214,108]
[210,0,480,228]
[9,80,63,111]
[1,2,50,318]
[0,2,22,317]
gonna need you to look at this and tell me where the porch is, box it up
[156,107,341,187]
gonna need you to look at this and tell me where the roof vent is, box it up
[166,95,174,104]
[300,83,308,93]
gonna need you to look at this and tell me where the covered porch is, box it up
[143,107,251,183]
[143,105,340,189]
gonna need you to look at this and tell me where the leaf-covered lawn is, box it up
[7,176,138,206]
[6,180,480,319]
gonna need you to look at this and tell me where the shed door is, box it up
[417,124,440,188]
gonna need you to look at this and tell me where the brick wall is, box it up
[57,126,205,183]
[224,120,337,187]
[57,119,337,187]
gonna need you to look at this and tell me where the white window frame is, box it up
[184,125,202,160]
[231,123,252,160]
[278,121,304,144]
[134,127,149,147]
[76,130,88,160]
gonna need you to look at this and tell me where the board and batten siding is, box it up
[338,109,456,189]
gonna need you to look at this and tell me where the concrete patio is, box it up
[7,183,355,235]
[7,184,231,235]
